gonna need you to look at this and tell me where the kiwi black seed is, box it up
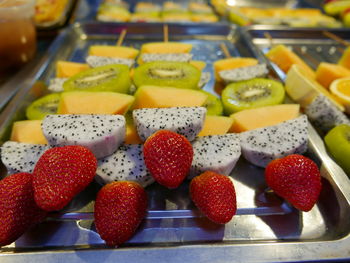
[26,93,61,120]
[221,78,285,114]
[133,61,201,89]
[63,64,131,94]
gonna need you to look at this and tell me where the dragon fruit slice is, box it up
[141,53,193,63]
[305,94,350,133]
[219,64,268,84]
[96,144,154,187]
[240,115,308,168]
[198,72,211,88]
[42,114,125,159]
[133,107,206,142]
[1,141,50,174]
[189,134,241,179]
[48,78,66,92]
[86,56,134,68]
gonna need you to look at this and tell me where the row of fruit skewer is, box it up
[0,28,349,247]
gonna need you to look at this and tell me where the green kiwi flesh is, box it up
[221,78,285,114]
[63,64,131,93]
[201,90,223,115]
[133,61,201,89]
[26,93,61,120]
[325,124,350,175]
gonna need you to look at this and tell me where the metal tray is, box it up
[0,23,350,262]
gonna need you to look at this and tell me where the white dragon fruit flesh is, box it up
[86,56,134,68]
[133,107,206,142]
[141,53,193,63]
[96,144,154,187]
[240,115,308,168]
[198,72,211,88]
[189,134,241,179]
[1,141,50,174]
[42,114,125,159]
[48,78,66,92]
[305,94,350,133]
[219,64,268,84]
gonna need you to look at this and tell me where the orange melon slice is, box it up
[229,104,300,133]
[10,120,48,144]
[316,62,350,89]
[198,115,234,136]
[125,122,142,144]
[140,42,192,54]
[56,61,90,78]
[213,57,258,81]
[57,91,134,115]
[266,44,316,79]
[338,46,350,70]
[88,46,139,59]
[133,86,208,109]
[190,60,206,71]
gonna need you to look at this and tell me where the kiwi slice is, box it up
[325,124,350,175]
[133,61,201,89]
[63,64,131,93]
[201,90,223,115]
[26,93,61,120]
[221,78,285,114]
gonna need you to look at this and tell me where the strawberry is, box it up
[33,145,97,211]
[143,130,193,188]
[190,171,237,224]
[0,173,46,246]
[94,181,147,247]
[265,154,322,212]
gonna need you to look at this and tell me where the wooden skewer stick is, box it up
[264,32,274,47]
[220,43,231,58]
[323,31,350,47]
[116,29,127,46]
[163,24,169,42]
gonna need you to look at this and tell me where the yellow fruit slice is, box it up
[285,64,345,111]
[57,91,134,115]
[56,61,89,78]
[140,42,192,54]
[133,86,208,109]
[338,46,350,70]
[213,57,258,82]
[88,46,139,59]
[125,122,142,144]
[266,44,316,79]
[330,77,350,114]
[229,104,300,133]
[198,115,233,137]
[315,62,350,89]
[190,61,206,71]
[10,120,48,145]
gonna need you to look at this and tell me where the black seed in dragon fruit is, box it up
[189,134,241,179]
[1,141,50,174]
[42,114,126,159]
[86,56,134,68]
[133,107,206,142]
[96,144,154,187]
[305,94,350,133]
[240,115,308,168]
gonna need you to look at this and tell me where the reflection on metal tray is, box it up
[0,23,350,262]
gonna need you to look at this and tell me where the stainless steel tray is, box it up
[0,22,350,262]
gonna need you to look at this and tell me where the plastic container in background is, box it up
[0,0,36,78]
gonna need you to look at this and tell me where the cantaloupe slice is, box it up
[190,60,206,71]
[88,46,139,59]
[338,46,350,70]
[229,104,300,133]
[57,91,135,115]
[198,115,234,137]
[266,44,316,79]
[316,62,350,89]
[213,57,258,81]
[10,120,48,144]
[140,42,192,54]
[56,61,90,78]
[133,86,208,109]
[125,122,142,144]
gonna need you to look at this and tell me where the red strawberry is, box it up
[190,171,237,224]
[94,181,147,247]
[33,145,97,211]
[265,154,322,212]
[0,173,46,246]
[143,130,193,188]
